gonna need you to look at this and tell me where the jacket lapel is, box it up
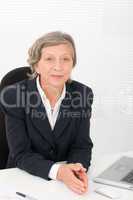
[53,82,72,138]
[27,78,73,145]
[27,78,55,147]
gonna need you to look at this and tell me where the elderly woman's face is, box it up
[36,43,74,88]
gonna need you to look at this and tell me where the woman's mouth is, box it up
[51,75,64,79]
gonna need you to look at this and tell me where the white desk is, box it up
[0,151,133,200]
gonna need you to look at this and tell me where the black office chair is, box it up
[0,66,31,169]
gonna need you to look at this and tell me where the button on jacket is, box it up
[0,78,93,180]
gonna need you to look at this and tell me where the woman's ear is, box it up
[35,64,40,74]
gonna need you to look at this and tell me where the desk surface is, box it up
[0,151,133,200]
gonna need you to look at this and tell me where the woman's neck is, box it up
[39,77,64,107]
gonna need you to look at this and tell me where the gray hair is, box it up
[27,31,77,82]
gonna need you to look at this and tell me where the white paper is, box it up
[0,184,21,200]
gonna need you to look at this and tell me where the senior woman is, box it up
[0,31,93,195]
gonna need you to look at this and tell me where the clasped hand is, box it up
[57,163,88,195]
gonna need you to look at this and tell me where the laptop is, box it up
[93,156,133,190]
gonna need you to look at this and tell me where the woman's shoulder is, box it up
[0,79,28,106]
[1,78,28,91]
[69,80,93,111]
[70,80,93,94]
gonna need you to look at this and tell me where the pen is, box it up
[16,192,38,200]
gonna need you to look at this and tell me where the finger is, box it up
[74,170,86,176]
[75,170,87,176]
[68,169,85,188]
[69,182,86,194]
[72,172,86,188]
[75,163,87,172]
[72,181,86,192]
[68,164,81,172]
[70,186,84,195]
[67,168,85,189]
[66,171,87,194]
[74,171,81,179]
[81,174,88,188]
[80,172,88,186]
[67,165,87,188]
[68,163,86,172]
[74,171,88,188]
[75,163,83,168]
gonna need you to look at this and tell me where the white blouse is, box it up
[36,76,66,180]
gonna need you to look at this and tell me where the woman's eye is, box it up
[46,57,52,60]
[44,57,53,61]
[63,57,70,61]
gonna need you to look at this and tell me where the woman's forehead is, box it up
[41,43,74,55]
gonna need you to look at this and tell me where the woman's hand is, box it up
[56,163,88,195]
[73,163,88,190]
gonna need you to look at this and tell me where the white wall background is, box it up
[0,0,133,158]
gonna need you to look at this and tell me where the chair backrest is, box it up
[0,66,31,169]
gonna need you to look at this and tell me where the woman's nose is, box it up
[53,60,62,71]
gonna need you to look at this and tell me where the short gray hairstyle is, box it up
[27,31,77,82]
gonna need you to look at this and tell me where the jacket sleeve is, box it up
[66,87,94,171]
[0,85,54,180]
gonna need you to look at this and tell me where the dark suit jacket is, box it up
[0,78,93,180]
